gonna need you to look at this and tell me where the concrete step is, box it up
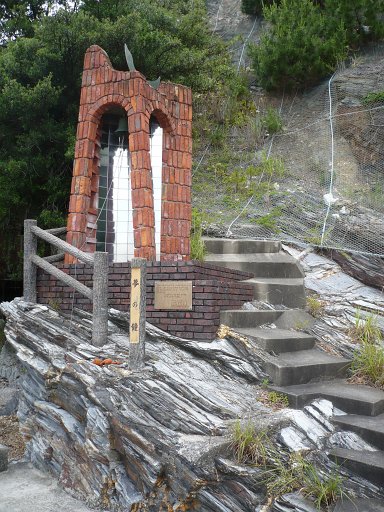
[328,448,384,487]
[265,349,350,386]
[233,328,316,353]
[333,413,384,450]
[203,238,281,254]
[221,309,314,330]
[333,498,384,511]
[204,253,304,278]
[272,380,384,416]
[244,277,306,308]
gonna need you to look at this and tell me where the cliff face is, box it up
[0,299,271,511]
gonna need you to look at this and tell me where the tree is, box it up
[241,0,275,16]
[249,0,348,91]
[324,0,384,46]
[0,0,239,278]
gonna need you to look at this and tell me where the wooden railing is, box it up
[23,219,108,347]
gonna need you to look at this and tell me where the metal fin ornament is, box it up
[148,77,161,90]
[124,44,136,72]
[124,44,161,89]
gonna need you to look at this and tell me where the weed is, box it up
[258,151,285,178]
[266,452,305,497]
[349,309,382,344]
[230,421,269,465]
[267,452,346,509]
[225,168,248,194]
[351,341,384,388]
[230,426,347,509]
[207,125,227,148]
[294,320,311,331]
[48,299,61,312]
[261,378,270,389]
[190,208,206,261]
[367,183,384,210]
[319,169,333,187]
[261,107,283,135]
[302,463,346,509]
[252,208,282,233]
[363,91,384,104]
[259,390,289,409]
[306,295,325,318]
[241,117,264,146]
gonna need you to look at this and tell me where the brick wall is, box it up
[37,262,254,340]
[66,45,192,263]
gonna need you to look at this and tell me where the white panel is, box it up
[150,118,163,260]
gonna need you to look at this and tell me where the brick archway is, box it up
[66,45,192,263]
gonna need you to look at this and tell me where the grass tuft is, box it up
[306,295,325,318]
[349,309,384,388]
[230,424,347,509]
[259,390,289,410]
[190,208,207,261]
[351,341,384,388]
[349,309,382,344]
[230,421,269,465]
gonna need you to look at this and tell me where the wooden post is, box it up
[24,219,37,303]
[92,252,109,347]
[129,258,146,370]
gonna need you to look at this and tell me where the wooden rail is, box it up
[23,219,108,347]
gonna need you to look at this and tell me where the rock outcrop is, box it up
[1,298,383,510]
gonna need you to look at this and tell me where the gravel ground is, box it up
[0,414,25,461]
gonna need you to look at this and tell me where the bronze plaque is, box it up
[154,281,193,310]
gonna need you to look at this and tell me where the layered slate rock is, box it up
[1,299,270,511]
[3,299,384,510]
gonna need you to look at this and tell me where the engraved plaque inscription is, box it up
[154,281,192,310]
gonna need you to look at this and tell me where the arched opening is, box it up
[150,114,163,260]
[96,108,134,262]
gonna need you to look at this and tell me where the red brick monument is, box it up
[33,45,254,341]
[66,45,192,263]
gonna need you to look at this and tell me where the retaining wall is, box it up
[37,262,254,340]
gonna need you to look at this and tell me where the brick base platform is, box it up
[37,262,254,340]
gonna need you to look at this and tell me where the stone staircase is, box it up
[205,238,384,490]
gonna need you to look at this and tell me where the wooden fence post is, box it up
[129,258,146,370]
[92,251,109,347]
[24,219,37,303]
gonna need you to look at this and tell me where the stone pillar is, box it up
[23,219,37,302]
[92,252,109,347]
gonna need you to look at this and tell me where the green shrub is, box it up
[252,208,282,233]
[324,0,384,46]
[363,91,384,104]
[261,107,283,134]
[249,0,347,91]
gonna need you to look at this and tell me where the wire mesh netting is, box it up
[193,53,384,256]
